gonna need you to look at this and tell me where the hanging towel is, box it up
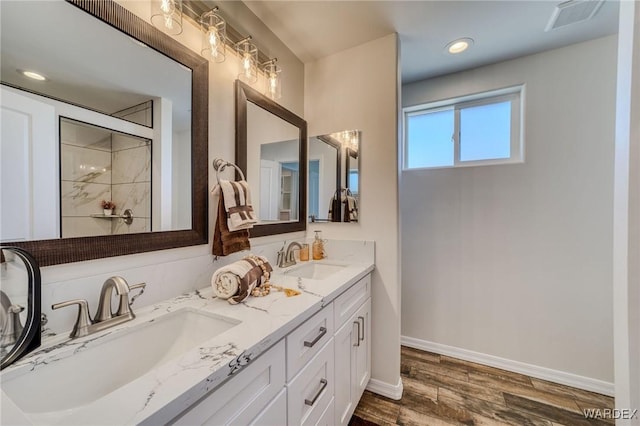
[219,179,257,231]
[327,189,359,222]
[212,186,251,256]
[210,255,272,304]
[345,193,358,222]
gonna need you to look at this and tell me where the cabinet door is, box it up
[171,341,285,425]
[354,298,371,398]
[333,315,358,426]
[249,388,287,426]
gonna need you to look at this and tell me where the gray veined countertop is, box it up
[1,246,374,426]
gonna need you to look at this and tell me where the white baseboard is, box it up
[401,336,614,397]
[366,376,404,400]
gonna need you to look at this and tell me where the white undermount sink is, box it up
[285,262,346,280]
[2,308,241,414]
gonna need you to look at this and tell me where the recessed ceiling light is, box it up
[445,38,474,55]
[21,70,47,81]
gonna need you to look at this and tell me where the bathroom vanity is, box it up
[0,244,374,425]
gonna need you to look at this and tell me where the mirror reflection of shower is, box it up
[60,118,151,237]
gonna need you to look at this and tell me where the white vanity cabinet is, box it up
[333,275,371,426]
[170,272,372,426]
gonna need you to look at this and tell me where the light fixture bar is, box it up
[183,0,271,65]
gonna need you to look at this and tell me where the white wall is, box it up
[305,33,402,396]
[401,36,617,388]
[613,1,640,421]
[41,0,305,336]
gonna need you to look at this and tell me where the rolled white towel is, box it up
[212,272,240,299]
[210,255,272,304]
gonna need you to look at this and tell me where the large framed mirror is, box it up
[235,81,307,237]
[0,0,208,266]
[308,130,360,223]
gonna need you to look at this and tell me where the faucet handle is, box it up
[52,299,92,338]
[116,282,146,317]
[277,248,285,268]
[127,282,146,308]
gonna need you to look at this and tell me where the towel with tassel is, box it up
[211,255,272,304]
[212,185,251,256]
[219,179,257,231]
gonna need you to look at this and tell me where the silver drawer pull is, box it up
[358,316,365,341]
[304,326,327,348]
[353,321,361,347]
[304,378,328,406]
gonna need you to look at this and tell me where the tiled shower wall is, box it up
[60,119,151,237]
[111,134,151,234]
[60,119,112,238]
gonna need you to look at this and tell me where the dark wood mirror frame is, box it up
[235,80,307,237]
[345,147,359,192]
[7,0,209,266]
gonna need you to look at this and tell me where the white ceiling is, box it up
[242,0,620,83]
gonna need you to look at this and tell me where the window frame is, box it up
[403,85,525,170]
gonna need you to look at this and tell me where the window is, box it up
[403,86,523,169]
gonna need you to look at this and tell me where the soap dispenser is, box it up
[312,230,325,260]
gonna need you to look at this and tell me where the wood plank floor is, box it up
[350,346,614,426]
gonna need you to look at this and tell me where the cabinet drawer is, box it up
[171,340,285,425]
[333,274,370,329]
[316,397,334,426]
[286,303,334,381]
[287,339,335,426]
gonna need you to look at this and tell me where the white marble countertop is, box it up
[1,251,374,425]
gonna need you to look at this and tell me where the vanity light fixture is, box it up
[200,7,226,63]
[236,36,258,84]
[333,130,359,152]
[150,0,183,36]
[21,70,47,81]
[445,37,474,54]
[262,58,282,100]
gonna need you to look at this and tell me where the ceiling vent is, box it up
[545,0,604,31]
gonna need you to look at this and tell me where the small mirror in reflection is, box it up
[308,130,360,223]
[1,247,41,369]
[0,250,28,359]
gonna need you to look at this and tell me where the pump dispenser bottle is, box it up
[312,230,325,260]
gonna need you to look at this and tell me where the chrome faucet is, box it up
[52,276,146,339]
[94,276,133,322]
[278,242,302,268]
[0,290,24,349]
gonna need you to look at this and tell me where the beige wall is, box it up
[305,33,402,393]
[401,36,618,388]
